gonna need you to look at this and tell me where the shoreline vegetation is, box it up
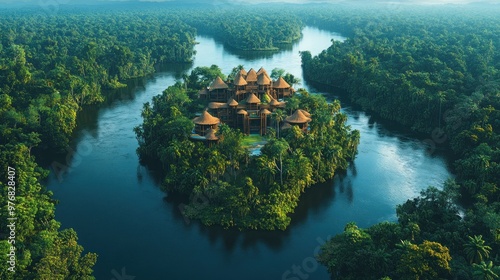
[0,2,498,279]
[134,65,360,230]
[0,5,304,278]
[299,4,500,279]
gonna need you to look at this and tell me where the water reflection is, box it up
[42,26,452,280]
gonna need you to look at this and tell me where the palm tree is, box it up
[465,235,492,264]
[472,261,500,280]
[273,109,285,138]
[396,240,414,251]
[256,155,276,186]
[286,96,300,114]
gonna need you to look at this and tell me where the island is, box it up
[135,65,360,230]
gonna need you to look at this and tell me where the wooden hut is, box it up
[245,92,261,111]
[194,110,220,136]
[256,67,271,80]
[209,76,229,101]
[273,77,291,99]
[233,74,248,101]
[284,109,311,132]
[257,73,271,94]
[245,68,258,90]
[204,128,219,147]
[238,68,248,78]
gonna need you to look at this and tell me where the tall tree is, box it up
[464,235,492,264]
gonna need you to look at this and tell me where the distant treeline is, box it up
[184,8,303,51]
[300,4,500,279]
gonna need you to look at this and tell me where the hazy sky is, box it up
[0,0,498,4]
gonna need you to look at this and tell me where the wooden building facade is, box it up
[191,67,310,143]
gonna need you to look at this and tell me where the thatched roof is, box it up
[298,109,311,117]
[273,77,290,89]
[246,68,258,82]
[227,98,239,107]
[238,68,247,77]
[194,110,220,125]
[257,73,271,85]
[205,128,219,141]
[233,74,248,86]
[285,109,312,124]
[270,99,280,106]
[256,67,268,76]
[199,88,208,95]
[237,109,248,115]
[270,99,286,107]
[209,76,229,91]
[260,108,272,115]
[246,93,261,104]
[208,102,228,109]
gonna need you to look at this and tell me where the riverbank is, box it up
[45,27,452,280]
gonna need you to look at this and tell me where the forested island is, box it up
[0,5,305,278]
[0,2,498,279]
[134,65,360,230]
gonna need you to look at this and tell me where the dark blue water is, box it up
[46,27,452,280]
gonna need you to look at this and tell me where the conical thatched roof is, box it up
[270,99,285,107]
[237,109,248,115]
[273,77,290,89]
[257,73,271,85]
[238,68,247,77]
[256,67,268,76]
[233,74,248,86]
[246,68,258,82]
[298,109,311,117]
[194,110,220,125]
[227,98,238,107]
[246,93,261,104]
[209,76,229,91]
[285,109,312,124]
[260,108,272,115]
[204,128,219,141]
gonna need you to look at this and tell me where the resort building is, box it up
[191,67,311,143]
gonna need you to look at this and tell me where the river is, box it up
[45,26,452,280]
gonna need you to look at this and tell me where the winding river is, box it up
[45,27,452,280]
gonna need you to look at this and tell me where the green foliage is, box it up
[0,145,96,279]
[187,65,226,89]
[318,222,453,280]
[185,8,303,51]
[472,261,500,280]
[465,235,492,264]
[302,4,500,280]
[0,6,201,279]
[135,66,358,230]
[397,240,452,280]
[0,8,196,151]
